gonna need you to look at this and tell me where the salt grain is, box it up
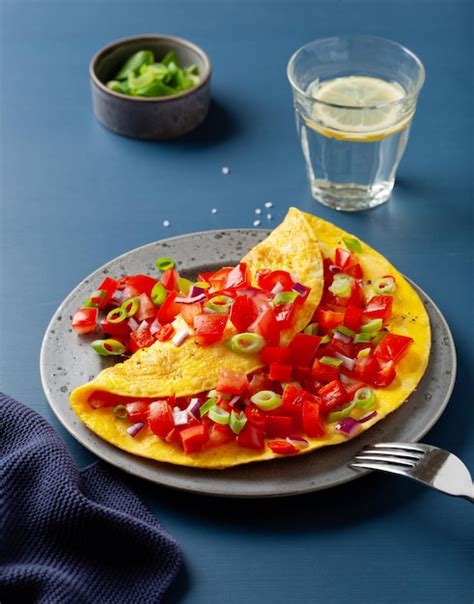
[222,166,230,175]
[253,220,261,227]
[163,220,170,227]
[255,208,262,215]
[211,208,218,214]
[267,213,272,220]
[264,202,273,208]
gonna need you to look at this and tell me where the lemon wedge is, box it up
[307,76,411,142]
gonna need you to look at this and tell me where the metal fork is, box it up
[349,442,473,502]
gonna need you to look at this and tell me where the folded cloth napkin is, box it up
[0,393,182,604]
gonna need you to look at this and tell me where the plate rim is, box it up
[40,228,457,498]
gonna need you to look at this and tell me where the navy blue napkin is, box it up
[0,393,182,604]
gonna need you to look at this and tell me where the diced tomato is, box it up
[245,374,279,398]
[136,293,156,321]
[217,368,249,395]
[208,267,232,291]
[129,326,155,352]
[229,294,257,332]
[323,258,341,285]
[315,307,345,332]
[374,334,413,364]
[274,303,297,330]
[289,333,322,367]
[343,304,364,332]
[348,280,365,308]
[206,424,234,448]
[244,405,267,430]
[269,362,293,382]
[344,263,364,279]
[281,384,306,417]
[326,335,355,359]
[126,401,150,422]
[180,302,203,328]
[318,380,350,415]
[372,360,397,387]
[236,423,265,450]
[223,263,250,289]
[312,358,340,383]
[364,295,393,322]
[180,424,207,453]
[95,276,119,307]
[100,317,130,337]
[155,323,175,342]
[123,274,158,297]
[161,268,179,291]
[268,440,298,455]
[157,291,181,324]
[197,271,214,283]
[148,400,174,438]
[335,247,357,270]
[302,397,326,437]
[72,307,98,335]
[353,355,379,383]
[88,391,120,409]
[165,428,181,444]
[262,346,292,365]
[250,307,280,346]
[194,314,228,345]
[256,269,295,292]
[342,379,367,400]
[265,415,293,438]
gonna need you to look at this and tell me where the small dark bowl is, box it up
[90,34,211,140]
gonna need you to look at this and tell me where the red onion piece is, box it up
[286,436,309,449]
[359,411,377,423]
[339,373,351,385]
[333,331,351,344]
[335,352,355,371]
[190,285,207,298]
[186,398,203,421]
[127,422,145,437]
[229,396,241,408]
[173,407,189,426]
[336,418,362,438]
[271,282,284,295]
[110,290,125,306]
[127,317,139,332]
[328,264,340,274]
[137,320,148,332]
[175,293,207,304]
[150,318,161,335]
[292,282,307,296]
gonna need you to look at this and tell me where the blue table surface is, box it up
[1,0,473,602]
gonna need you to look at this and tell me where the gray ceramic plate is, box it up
[40,229,456,498]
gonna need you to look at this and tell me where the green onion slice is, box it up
[273,291,299,306]
[342,236,363,253]
[335,325,356,338]
[373,277,396,295]
[371,330,387,345]
[84,289,107,308]
[360,319,383,333]
[113,404,128,419]
[354,387,376,410]
[229,333,265,354]
[205,295,233,314]
[106,307,128,324]
[194,281,210,289]
[229,410,247,434]
[329,274,352,297]
[155,257,175,272]
[178,277,193,295]
[208,405,230,425]
[304,322,318,335]
[320,335,331,344]
[121,297,140,317]
[199,397,217,417]
[251,390,282,411]
[357,347,372,359]
[320,356,343,367]
[151,282,167,307]
[327,401,356,423]
[354,333,372,344]
[91,339,126,356]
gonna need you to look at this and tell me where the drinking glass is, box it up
[287,36,425,211]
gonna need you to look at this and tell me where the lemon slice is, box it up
[308,76,410,141]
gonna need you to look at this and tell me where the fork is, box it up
[349,442,474,502]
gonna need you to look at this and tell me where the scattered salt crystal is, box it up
[264,202,273,208]
[163,220,170,227]
[222,166,230,175]
[255,208,262,215]
[266,213,272,220]
[253,220,261,227]
[211,208,218,214]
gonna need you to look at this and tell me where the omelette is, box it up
[70,208,430,468]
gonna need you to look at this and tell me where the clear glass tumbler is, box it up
[287,36,425,211]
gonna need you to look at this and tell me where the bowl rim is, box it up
[89,34,212,102]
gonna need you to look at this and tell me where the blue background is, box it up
[1,1,473,602]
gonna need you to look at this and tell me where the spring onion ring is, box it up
[229,333,265,354]
[91,339,126,356]
[250,390,282,411]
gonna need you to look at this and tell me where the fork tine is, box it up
[361,448,422,461]
[349,461,413,478]
[353,454,417,468]
[370,442,426,454]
